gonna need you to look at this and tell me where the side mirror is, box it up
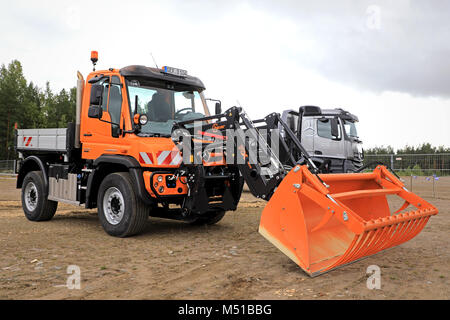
[90,84,104,106]
[182,91,194,99]
[215,102,222,115]
[331,118,340,139]
[88,105,103,119]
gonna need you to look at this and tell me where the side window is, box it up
[286,113,298,133]
[108,76,122,137]
[317,118,341,140]
[317,119,332,139]
[98,78,109,112]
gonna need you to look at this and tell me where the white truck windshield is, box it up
[343,119,359,138]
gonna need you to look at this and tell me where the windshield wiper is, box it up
[138,132,171,138]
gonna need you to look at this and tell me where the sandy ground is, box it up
[0,175,449,300]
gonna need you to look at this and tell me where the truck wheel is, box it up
[190,210,226,226]
[21,171,58,221]
[97,172,148,237]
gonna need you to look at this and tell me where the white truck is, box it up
[280,106,364,173]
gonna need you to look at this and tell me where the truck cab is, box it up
[81,65,210,162]
[281,106,364,173]
[15,58,243,237]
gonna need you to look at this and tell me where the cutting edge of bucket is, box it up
[259,224,375,277]
[259,225,302,267]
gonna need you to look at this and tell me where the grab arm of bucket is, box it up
[293,166,365,234]
[298,166,329,195]
[393,201,410,214]
[377,165,404,188]
[376,165,437,212]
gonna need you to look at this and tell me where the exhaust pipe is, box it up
[75,71,84,148]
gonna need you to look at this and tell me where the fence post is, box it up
[433,177,435,198]
[390,154,394,171]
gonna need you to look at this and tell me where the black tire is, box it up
[21,171,57,221]
[97,172,148,237]
[190,210,226,226]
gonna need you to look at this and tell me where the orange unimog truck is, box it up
[15,52,244,237]
[15,52,438,276]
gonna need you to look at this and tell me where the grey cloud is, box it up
[181,0,450,97]
[2,0,449,98]
[250,0,450,97]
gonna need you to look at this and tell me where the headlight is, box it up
[357,144,363,154]
[157,175,163,182]
[139,114,148,125]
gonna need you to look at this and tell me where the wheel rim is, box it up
[24,181,38,212]
[103,187,125,225]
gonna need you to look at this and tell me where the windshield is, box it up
[343,119,359,138]
[127,80,209,136]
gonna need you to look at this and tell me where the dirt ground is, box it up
[0,175,449,300]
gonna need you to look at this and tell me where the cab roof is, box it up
[297,106,359,122]
[321,108,359,122]
[119,65,205,91]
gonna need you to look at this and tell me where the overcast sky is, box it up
[1,0,449,149]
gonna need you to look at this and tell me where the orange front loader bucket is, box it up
[259,165,438,276]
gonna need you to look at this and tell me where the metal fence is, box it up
[364,153,450,176]
[364,154,450,199]
[2,154,448,175]
[0,160,15,174]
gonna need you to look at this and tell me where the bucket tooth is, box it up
[259,165,438,276]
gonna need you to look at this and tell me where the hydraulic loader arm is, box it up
[173,107,323,200]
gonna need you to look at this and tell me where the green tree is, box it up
[0,59,76,159]
[364,145,394,155]
[42,85,76,128]
[0,60,40,159]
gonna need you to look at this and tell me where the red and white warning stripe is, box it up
[139,151,182,166]
[157,150,182,166]
[23,137,33,147]
[139,152,153,165]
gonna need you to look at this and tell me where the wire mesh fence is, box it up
[0,160,15,174]
[364,153,450,199]
[398,175,449,200]
[364,153,450,176]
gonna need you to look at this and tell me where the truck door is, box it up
[81,75,128,159]
[313,117,345,160]
[299,117,315,155]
